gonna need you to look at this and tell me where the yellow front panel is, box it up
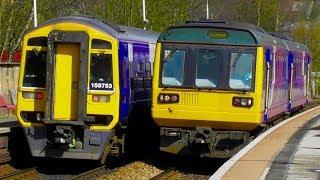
[152,44,265,131]
[54,43,80,120]
[17,22,120,129]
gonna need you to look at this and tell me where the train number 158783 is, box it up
[90,83,113,90]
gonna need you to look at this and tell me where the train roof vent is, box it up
[93,17,125,33]
[269,32,292,41]
[183,20,266,33]
[185,20,228,24]
[74,15,124,33]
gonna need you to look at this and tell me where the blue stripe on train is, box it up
[287,51,294,111]
[119,41,130,122]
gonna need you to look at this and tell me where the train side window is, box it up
[293,57,296,78]
[27,37,48,47]
[138,62,145,73]
[146,62,151,77]
[304,57,308,76]
[268,53,274,85]
[284,58,286,79]
[23,51,46,87]
[91,39,112,49]
[134,61,146,77]
[89,53,113,90]
[122,62,127,88]
[229,53,254,90]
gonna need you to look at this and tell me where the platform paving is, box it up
[0,115,17,128]
[211,106,320,180]
[267,117,320,179]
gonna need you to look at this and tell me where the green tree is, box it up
[0,0,33,58]
[236,0,295,32]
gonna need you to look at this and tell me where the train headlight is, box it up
[92,95,109,103]
[22,92,43,100]
[158,93,179,104]
[232,97,253,108]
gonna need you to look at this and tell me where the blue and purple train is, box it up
[16,16,159,162]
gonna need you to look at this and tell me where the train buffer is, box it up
[211,106,320,180]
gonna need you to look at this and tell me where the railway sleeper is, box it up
[160,127,250,158]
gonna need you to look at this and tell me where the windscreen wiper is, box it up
[97,50,105,59]
[164,48,177,62]
[32,48,39,56]
[92,51,105,66]
[232,50,244,68]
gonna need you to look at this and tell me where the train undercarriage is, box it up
[23,124,126,164]
[159,106,304,158]
[160,127,250,158]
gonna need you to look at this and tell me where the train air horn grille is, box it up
[181,93,198,105]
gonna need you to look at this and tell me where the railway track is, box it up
[0,167,37,179]
[0,151,10,165]
[150,168,176,180]
[0,103,316,179]
[70,165,111,180]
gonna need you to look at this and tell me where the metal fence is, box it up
[311,72,320,98]
[0,60,20,117]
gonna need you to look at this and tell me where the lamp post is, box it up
[33,0,38,27]
[142,0,149,29]
[206,0,209,20]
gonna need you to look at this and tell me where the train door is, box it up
[288,52,294,110]
[53,43,80,120]
[306,54,311,98]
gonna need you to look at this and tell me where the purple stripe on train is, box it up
[263,47,309,124]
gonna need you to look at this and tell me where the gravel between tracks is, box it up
[0,152,10,164]
[153,171,208,180]
[0,164,17,177]
[99,161,162,180]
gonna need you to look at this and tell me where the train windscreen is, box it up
[159,44,256,91]
[229,53,254,90]
[23,51,46,88]
[196,49,221,88]
[162,48,185,86]
[89,53,113,91]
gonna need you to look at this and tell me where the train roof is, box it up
[160,20,310,53]
[29,16,160,44]
[176,20,267,33]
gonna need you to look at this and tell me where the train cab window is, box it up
[27,37,48,47]
[23,51,46,87]
[89,53,113,90]
[229,53,254,90]
[195,49,220,88]
[161,48,185,86]
[91,39,112,49]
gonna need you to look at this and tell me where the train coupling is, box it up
[49,126,82,149]
[160,127,250,158]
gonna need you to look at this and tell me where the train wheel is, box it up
[8,127,33,168]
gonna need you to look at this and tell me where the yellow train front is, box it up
[17,16,158,161]
[152,21,311,158]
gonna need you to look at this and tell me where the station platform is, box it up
[0,115,17,133]
[0,115,17,149]
[211,106,320,180]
